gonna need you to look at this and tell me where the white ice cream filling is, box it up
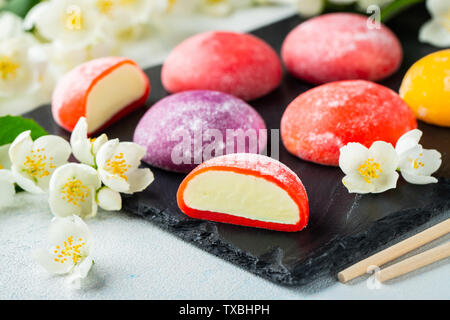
[183,170,300,225]
[86,64,147,133]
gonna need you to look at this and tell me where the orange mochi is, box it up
[399,49,450,127]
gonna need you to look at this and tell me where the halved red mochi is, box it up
[177,153,309,232]
[52,57,150,135]
[281,80,417,166]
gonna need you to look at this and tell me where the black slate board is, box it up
[24,4,450,287]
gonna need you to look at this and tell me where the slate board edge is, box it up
[122,177,450,287]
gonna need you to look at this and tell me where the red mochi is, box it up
[161,31,282,101]
[280,80,417,166]
[281,13,403,84]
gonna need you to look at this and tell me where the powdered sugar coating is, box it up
[178,153,309,232]
[195,153,302,187]
[133,90,267,173]
[280,80,417,166]
[161,31,282,101]
[281,13,402,84]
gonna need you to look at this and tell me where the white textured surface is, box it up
[0,192,449,300]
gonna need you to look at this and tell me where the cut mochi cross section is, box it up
[52,57,150,135]
[177,153,309,232]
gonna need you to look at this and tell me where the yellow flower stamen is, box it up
[61,177,89,207]
[0,164,3,169]
[52,235,86,265]
[104,152,131,181]
[96,0,114,14]
[358,158,382,184]
[23,148,55,179]
[410,153,425,169]
[0,56,20,80]
[64,6,84,31]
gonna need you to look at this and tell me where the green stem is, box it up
[380,0,425,23]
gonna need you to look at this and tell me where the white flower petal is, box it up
[371,171,399,193]
[70,117,95,166]
[426,0,450,17]
[10,132,71,191]
[401,171,438,184]
[113,141,146,168]
[33,135,71,165]
[49,192,83,217]
[64,255,93,289]
[419,19,450,47]
[48,216,91,252]
[23,1,51,30]
[0,168,14,183]
[96,138,119,168]
[96,139,153,193]
[73,255,93,278]
[9,130,33,167]
[342,173,375,194]
[33,248,74,275]
[49,163,101,218]
[0,12,26,39]
[92,133,108,154]
[417,149,442,176]
[81,186,98,219]
[98,168,130,192]
[0,176,15,208]
[0,37,39,97]
[395,129,422,157]
[126,168,154,194]
[0,144,11,169]
[11,167,45,194]
[369,141,398,172]
[33,0,103,48]
[297,0,325,17]
[398,144,423,170]
[339,143,369,175]
[97,187,122,211]
[400,148,441,185]
[340,140,399,194]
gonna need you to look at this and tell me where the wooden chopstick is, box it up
[338,218,450,283]
[376,242,450,283]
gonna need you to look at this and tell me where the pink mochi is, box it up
[161,31,282,101]
[133,90,267,173]
[281,13,403,84]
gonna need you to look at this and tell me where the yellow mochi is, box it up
[399,49,450,127]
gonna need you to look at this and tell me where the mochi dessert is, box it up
[177,153,309,232]
[281,13,402,84]
[400,49,450,127]
[281,80,417,166]
[161,31,282,101]
[133,90,267,173]
[52,57,150,134]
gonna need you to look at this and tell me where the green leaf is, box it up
[380,0,424,22]
[0,115,47,146]
[0,0,41,18]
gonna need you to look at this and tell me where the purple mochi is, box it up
[133,90,267,173]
